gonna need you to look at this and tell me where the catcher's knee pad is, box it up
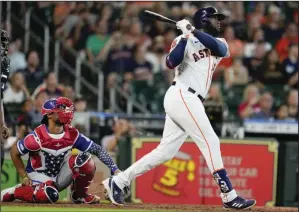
[14,181,59,203]
[69,152,96,199]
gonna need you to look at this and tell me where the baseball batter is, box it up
[103,7,256,210]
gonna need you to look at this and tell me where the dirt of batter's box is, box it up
[1,202,297,212]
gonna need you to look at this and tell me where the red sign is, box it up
[131,138,278,206]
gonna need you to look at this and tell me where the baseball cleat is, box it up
[1,186,19,202]
[102,177,125,206]
[70,191,100,204]
[223,196,256,210]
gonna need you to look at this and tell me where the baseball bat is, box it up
[143,10,192,30]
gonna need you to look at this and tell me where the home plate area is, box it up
[1,202,297,212]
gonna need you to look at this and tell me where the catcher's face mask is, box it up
[1,29,9,57]
[41,97,75,125]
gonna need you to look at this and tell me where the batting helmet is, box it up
[193,6,226,29]
[41,97,74,125]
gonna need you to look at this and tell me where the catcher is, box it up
[1,96,120,204]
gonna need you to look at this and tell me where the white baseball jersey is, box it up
[110,30,240,204]
[170,34,230,98]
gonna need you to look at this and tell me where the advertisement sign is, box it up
[131,138,278,206]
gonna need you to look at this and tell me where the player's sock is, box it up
[213,169,237,203]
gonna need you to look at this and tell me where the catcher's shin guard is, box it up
[69,152,100,204]
[2,181,59,203]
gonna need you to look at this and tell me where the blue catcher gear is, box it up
[193,6,226,29]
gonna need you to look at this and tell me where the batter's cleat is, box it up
[102,177,125,206]
[223,196,256,210]
[70,191,100,204]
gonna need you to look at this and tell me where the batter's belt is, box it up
[172,81,205,103]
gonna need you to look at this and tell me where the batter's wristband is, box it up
[111,166,119,174]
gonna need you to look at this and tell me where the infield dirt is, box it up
[1,202,297,212]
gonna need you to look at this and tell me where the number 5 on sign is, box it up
[160,169,178,187]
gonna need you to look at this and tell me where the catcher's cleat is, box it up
[102,177,125,206]
[70,191,100,204]
[1,185,20,202]
[223,196,256,210]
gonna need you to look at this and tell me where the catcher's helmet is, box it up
[193,6,226,29]
[41,97,74,125]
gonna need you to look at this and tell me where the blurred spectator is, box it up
[224,58,249,89]
[276,23,298,62]
[286,89,298,120]
[16,99,34,127]
[257,49,284,85]
[204,83,225,105]
[86,19,110,63]
[244,28,272,58]
[72,97,89,134]
[3,72,31,104]
[53,3,75,25]
[106,72,118,89]
[238,84,261,119]
[97,3,114,26]
[127,45,153,81]
[147,20,167,39]
[218,26,244,70]
[263,4,284,46]
[205,83,229,117]
[101,118,130,153]
[230,2,247,41]
[294,10,298,24]
[32,72,64,100]
[53,2,77,37]
[122,3,141,19]
[164,29,177,52]
[28,92,49,125]
[8,39,27,73]
[247,2,266,24]
[169,6,182,21]
[101,32,133,74]
[145,36,168,74]
[74,97,87,112]
[250,92,274,120]
[281,44,298,89]
[70,7,94,51]
[18,50,44,94]
[247,15,261,41]
[125,19,151,49]
[117,17,131,36]
[274,104,292,120]
[55,3,79,39]
[243,42,267,81]
[63,85,76,101]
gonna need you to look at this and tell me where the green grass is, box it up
[1,206,171,212]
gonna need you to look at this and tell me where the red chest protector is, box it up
[34,124,79,150]
[23,125,79,176]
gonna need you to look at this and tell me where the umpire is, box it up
[1,29,10,168]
